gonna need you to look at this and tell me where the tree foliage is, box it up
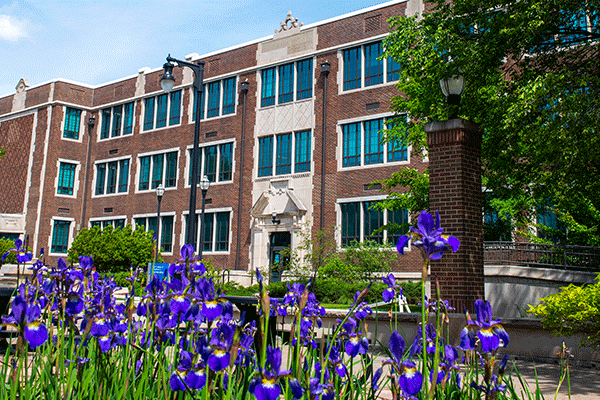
[529,275,600,348]
[382,0,600,245]
[67,225,156,272]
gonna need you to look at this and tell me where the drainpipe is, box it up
[80,114,96,231]
[319,62,330,232]
[316,62,330,278]
[235,81,249,270]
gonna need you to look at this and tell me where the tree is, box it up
[382,0,600,245]
[67,225,156,272]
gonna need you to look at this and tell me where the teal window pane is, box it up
[207,82,220,118]
[64,108,81,139]
[192,87,205,121]
[114,219,125,229]
[386,116,408,162]
[111,105,122,137]
[297,59,313,100]
[365,42,383,86]
[156,94,168,128]
[261,68,276,107]
[387,57,401,82]
[276,133,291,175]
[278,63,294,104]
[343,47,361,90]
[151,154,164,189]
[148,217,158,240]
[219,143,232,181]
[100,109,111,139]
[341,203,360,247]
[57,162,76,195]
[169,90,181,125]
[342,123,361,167]
[95,163,106,195]
[202,213,214,253]
[204,145,217,182]
[139,156,151,190]
[106,161,118,194]
[215,212,229,251]
[188,149,202,185]
[560,10,589,45]
[134,218,146,230]
[161,216,174,253]
[90,221,101,228]
[165,151,177,187]
[118,159,129,193]
[364,119,383,165]
[51,220,70,253]
[363,202,383,244]
[143,98,155,131]
[388,208,408,246]
[258,136,273,177]
[222,77,236,115]
[295,130,311,172]
[123,102,134,135]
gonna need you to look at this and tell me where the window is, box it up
[341,118,407,168]
[143,90,182,131]
[63,108,81,139]
[340,200,408,247]
[186,211,231,253]
[188,142,234,184]
[57,162,77,196]
[342,41,400,90]
[95,158,129,195]
[90,218,126,230]
[51,220,71,254]
[260,58,313,107]
[134,215,174,253]
[99,102,134,139]
[138,151,178,191]
[193,77,236,120]
[258,131,311,177]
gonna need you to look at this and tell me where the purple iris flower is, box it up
[382,273,402,303]
[352,291,372,320]
[207,318,235,371]
[383,331,424,397]
[2,295,48,349]
[309,362,335,400]
[341,317,369,357]
[396,210,460,260]
[249,346,299,400]
[327,344,348,378]
[283,282,305,307]
[463,299,509,353]
[170,351,207,392]
[2,238,33,264]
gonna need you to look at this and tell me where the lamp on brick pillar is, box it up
[424,74,484,312]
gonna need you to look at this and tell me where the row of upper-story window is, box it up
[49,210,231,256]
[59,39,401,140]
[55,115,410,196]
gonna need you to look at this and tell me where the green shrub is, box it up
[0,238,18,266]
[529,274,600,348]
[221,281,260,297]
[68,225,156,273]
[100,271,147,295]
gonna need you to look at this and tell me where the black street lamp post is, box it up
[154,184,165,265]
[160,55,205,249]
[198,176,210,260]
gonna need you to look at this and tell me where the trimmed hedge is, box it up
[221,278,422,306]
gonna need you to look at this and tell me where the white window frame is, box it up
[132,212,177,255]
[140,90,183,132]
[48,217,75,257]
[185,139,236,187]
[257,57,315,109]
[188,75,239,123]
[182,207,233,255]
[54,158,81,199]
[98,101,136,141]
[136,147,181,194]
[92,155,132,198]
[60,106,85,143]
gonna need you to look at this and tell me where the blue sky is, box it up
[0,0,392,97]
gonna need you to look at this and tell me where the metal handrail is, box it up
[483,241,600,272]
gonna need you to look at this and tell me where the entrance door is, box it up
[269,232,291,283]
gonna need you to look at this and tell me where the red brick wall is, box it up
[426,119,485,310]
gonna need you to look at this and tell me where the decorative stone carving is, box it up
[15,78,29,93]
[276,11,303,33]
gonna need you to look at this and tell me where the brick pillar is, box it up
[424,118,484,312]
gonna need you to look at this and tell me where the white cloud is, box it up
[0,14,28,41]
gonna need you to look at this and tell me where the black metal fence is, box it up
[483,241,600,272]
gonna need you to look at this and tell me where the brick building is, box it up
[0,0,429,277]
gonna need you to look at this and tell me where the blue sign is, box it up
[148,263,170,282]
